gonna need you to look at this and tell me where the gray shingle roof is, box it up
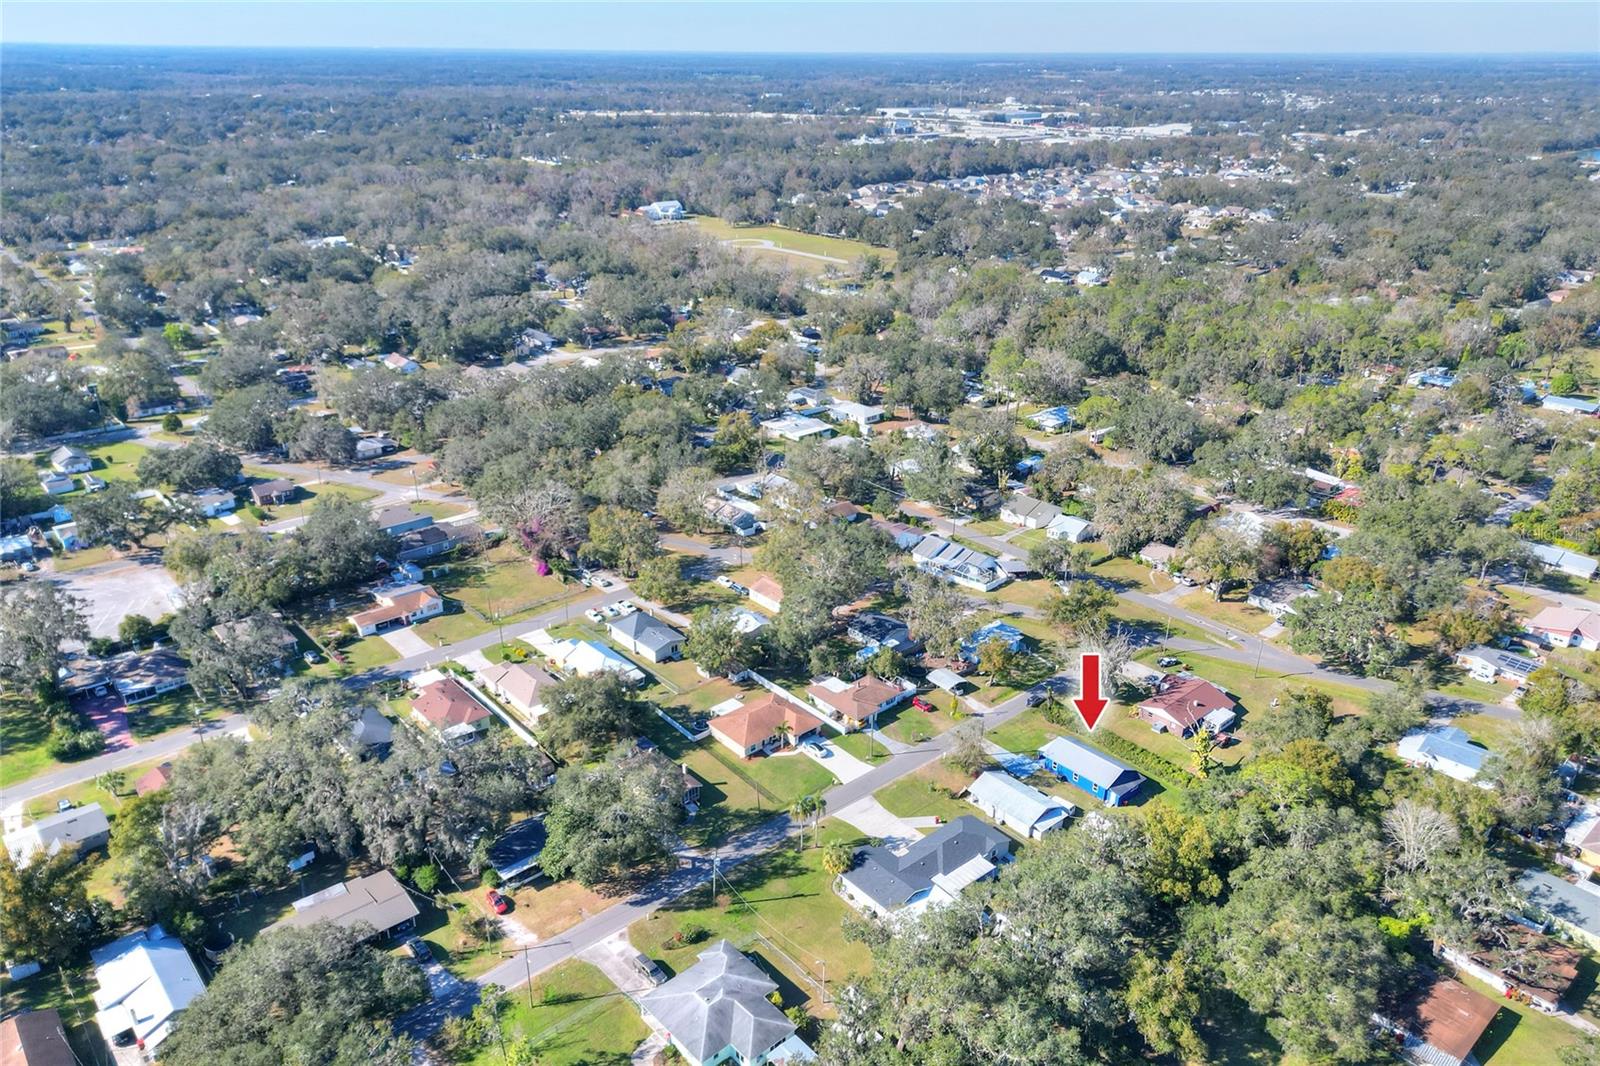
[638,941,794,1063]
[610,611,682,653]
[842,815,1012,912]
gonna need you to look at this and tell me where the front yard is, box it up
[456,960,648,1066]
[631,822,875,1016]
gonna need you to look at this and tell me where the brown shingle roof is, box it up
[1405,978,1499,1062]
[0,1010,75,1066]
[807,676,902,721]
[1138,674,1235,732]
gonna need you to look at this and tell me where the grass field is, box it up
[631,821,874,1016]
[464,961,648,1066]
[691,216,896,274]
[0,694,58,788]
[432,542,576,621]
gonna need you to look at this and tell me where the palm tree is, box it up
[772,720,793,751]
[789,795,814,850]
[821,841,855,877]
[808,794,828,848]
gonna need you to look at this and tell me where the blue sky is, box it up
[5,1,1597,54]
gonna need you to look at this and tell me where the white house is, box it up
[1455,644,1539,685]
[963,770,1074,839]
[606,611,684,663]
[528,629,647,684]
[348,584,444,637]
[1027,405,1073,433]
[760,412,834,442]
[187,488,236,518]
[1522,540,1599,581]
[1046,514,1093,542]
[91,926,205,1054]
[4,803,110,868]
[827,400,886,432]
[1396,727,1489,784]
[748,575,784,614]
[1525,606,1600,651]
[38,470,75,495]
[382,352,419,374]
[640,200,685,222]
[50,446,94,474]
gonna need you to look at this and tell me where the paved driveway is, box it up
[834,796,926,853]
[803,740,873,783]
[383,628,433,657]
[77,692,132,752]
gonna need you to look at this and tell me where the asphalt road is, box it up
[3,713,251,807]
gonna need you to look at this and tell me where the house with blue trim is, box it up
[961,620,1027,663]
[1038,736,1144,806]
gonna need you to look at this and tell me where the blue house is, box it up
[961,620,1027,663]
[1038,736,1145,806]
[1028,406,1073,433]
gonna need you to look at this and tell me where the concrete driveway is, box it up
[834,796,927,853]
[578,931,658,1001]
[803,739,873,783]
[383,628,433,657]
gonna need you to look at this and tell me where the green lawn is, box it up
[632,822,875,1015]
[690,217,897,272]
[51,545,118,572]
[0,694,58,788]
[1138,650,1374,726]
[1173,590,1278,637]
[432,542,577,620]
[1460,970,1586,1065]
[86,439,151,483]
[874,761,979,826]
[22,753,169,820]
[463,961,648,1066]
[414,605,496,646]
[1091,555,1178,595]
[335,634,402,672]
[127,692,220,740]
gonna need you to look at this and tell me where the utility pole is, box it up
[1253,637,1265,679]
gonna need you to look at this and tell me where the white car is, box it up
[602,603,624,618]
[715,575,735,589]
[584,608,604,623]
[593,575,616,590]
[615,601,639,616]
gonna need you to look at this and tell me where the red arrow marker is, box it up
[1074,652,1107,730]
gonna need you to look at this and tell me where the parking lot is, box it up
[46,556,182,639]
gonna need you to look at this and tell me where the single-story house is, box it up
[1443,923,1579,1014]
[112,648,189,703]
[38,471,74,495]
[480,660,556,719]
[266,870,419,941]
[134,762,175,796]
[91,925,205,1054]
[1525,606,1600,651]
[128,397,181,420]
[1541,395,1600,416]
[1522,539,1599,581]
[1455,645,1538,685]
[210,616,297,673]
[249,478,297,506]
[410,676,492,742]
[1376,978,1500,1066]
[0,533,34,563]
[961,620,1027,664]
[396,521,481,562]
[487,817,547,885]
[1137,674,1237,737]
[348,584,444,636]
[748,575,784,614]
[1407,367,1458,389]
[4,803,110,868]
[706,497,761,537]
[0,1008,75,1066]
[760,412,834,442]
[382,352,419,374]
[1246,579,1317,620]
[515,328,557,356]
[846,613,919,660]
[638,941,810,1066]
[80,474,107,493]
[787,385,828,407]
[1046,514,1094,542]
[187,488,236,518]
[50,446,93,474]
[1563,808,1600,869]
[544,635,647,684]
[726,607,770,635]
[1396,726,1488,783]
[1518,868,1600,951]
[836,815,1012,920]
[828,400,886,432]
[1137,543,1180,571]
[911,535,1008,591]
[374,505,434,537]
[807,675,912,730]
[963,770,1075,839]
[1038,736,1145,806]
[607,611,684,663]
[1028,405,1073,433]
[709,694,821,758]
[999,494,1062,530]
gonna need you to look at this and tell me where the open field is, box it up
[691,216,896,274]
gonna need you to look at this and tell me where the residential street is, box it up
[4,713,250,807]
[398,680,1048,1039]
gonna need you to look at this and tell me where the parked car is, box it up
[803,737,831,758]
[594,575,616,590]
[584,608,604,623]
[486,889,511,914]
[602,603,624,618]
[911,696,935,712]
[616,601,639,616]
[631,951,669,986]
[302,650,321,665]
[56,799,73,813]
[1157,656,1183,668]
[404,936,433,963]
[19,561,37,573]
[715,575,735,588]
